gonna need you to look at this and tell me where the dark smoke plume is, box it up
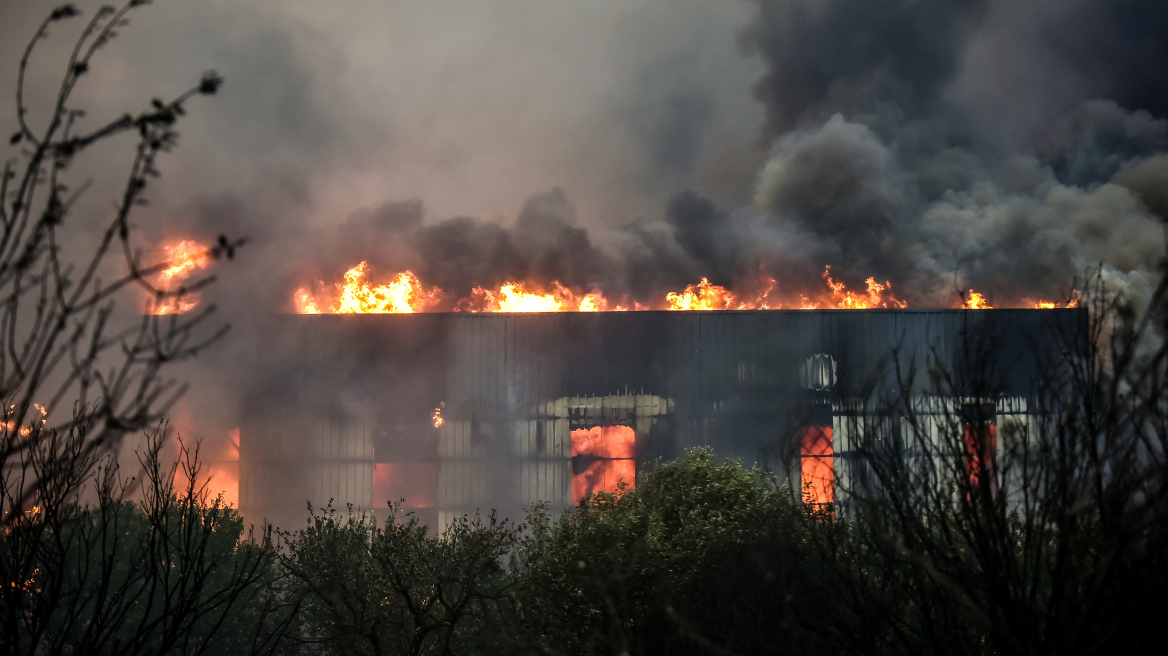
[260,0,1168,313]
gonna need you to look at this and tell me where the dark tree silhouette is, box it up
[0,0,243,528]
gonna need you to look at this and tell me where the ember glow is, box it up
[432,407,444,428]
[571,425,636,504]
[149,240,211,315]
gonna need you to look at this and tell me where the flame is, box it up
[1030,291,1080,309]
[571,425,636,504]
[3,402,48,436]
[964,290,992,309]
[291,261,1081,312]
[294,288,321,314]
[296,262,442,314]
[822,266,906,309]
[471,282,563,312]
[665,272,778,310]
[432,407,444,428]
[664,267,903,311]
[579,291,626,312]
[666,278,740,310]
[159,240,209,282]
[457,281,627,312]
[148,240,211,315]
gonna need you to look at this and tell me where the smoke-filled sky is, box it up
[5,0,1168,315]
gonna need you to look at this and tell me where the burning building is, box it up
[237,308,1085,530]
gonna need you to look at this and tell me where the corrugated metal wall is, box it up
[240,309,1086,529]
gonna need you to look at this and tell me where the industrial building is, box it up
[238,309,1085,530]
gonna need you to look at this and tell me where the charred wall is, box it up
[239,309,1086,530]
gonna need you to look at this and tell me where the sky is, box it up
[3,0,1168,474]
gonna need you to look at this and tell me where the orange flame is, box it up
[295,262,442,314]
[1029,290,1080,309]
[2,402,48,437]
[571,425,636,504]
[461,282,564,312]
[456,281,628,312]
[159,240,209,283]
[665,272,778,310]
[822,266,906,309]
[292,262,1078,312]
[432,407,444,428]
[149,240,211,315]
[663,267,903,311]
[964,290,992,309]
[666,278,740,310]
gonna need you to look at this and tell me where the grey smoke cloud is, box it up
[732,0,1168,310]
[4,0,1168,461]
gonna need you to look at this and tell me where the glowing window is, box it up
[373,462,437,508]
[570,425,635,505]
[963,423,996,496]
[800,426,834,506]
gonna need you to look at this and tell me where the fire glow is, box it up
[800,426,834,507]
[148,240,211,315]
[571,425,636,505]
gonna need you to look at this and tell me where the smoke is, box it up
[158,0,1168,321]
[730,0,1168,309]
[5,0,1168,519]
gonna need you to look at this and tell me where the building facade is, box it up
[239,309,1086,529]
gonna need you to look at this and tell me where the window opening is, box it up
[570,425,635,504]
[800,425,834,507]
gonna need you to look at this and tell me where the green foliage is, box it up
[516,448,852,656]
[281,504,521,656]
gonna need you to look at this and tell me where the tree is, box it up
[0,428,287,655]
[1,0,243,527]
[516,449,858,656]
[281,504,521,656]
[0,3,267,653]
[840,271,1168,655]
